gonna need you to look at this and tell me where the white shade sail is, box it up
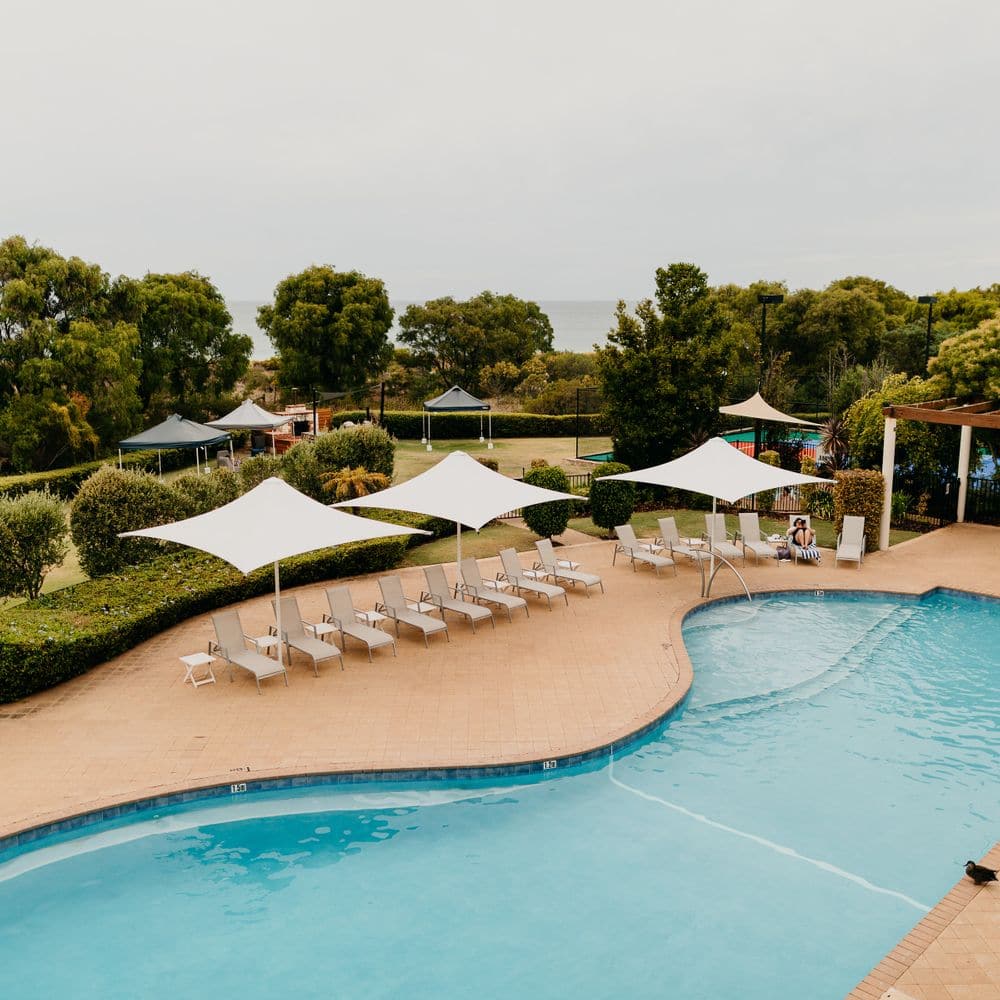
[206,400,291,431]
[598,437,831,504]
[718,392,821,427]
[333,450,581,531]
[120,477,428,574]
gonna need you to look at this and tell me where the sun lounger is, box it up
[737,512,778,565]
[655,516,711,565]
[498,547,568,609]
[836,515,865,569]
[272,596,344,675]
[377,575,450,646]
[704,513,744,563]
[211,609,288,694]
[787,514,821,564]
[323,585,397,661]
[612,524,675,576]
[422,564,495,633]
[533,539,604,596]
[458,557,530,622]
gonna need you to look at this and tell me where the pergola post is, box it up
[956,424,973,522]
[879,416,896,551]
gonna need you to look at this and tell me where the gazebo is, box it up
[422,386,492,452]
[118,414,231,476]
[207,399,291,457]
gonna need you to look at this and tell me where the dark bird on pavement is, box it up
[965,861,998,885]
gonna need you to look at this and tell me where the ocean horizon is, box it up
[229,300,629,360]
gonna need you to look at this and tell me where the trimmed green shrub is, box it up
[756,450,780,514]
[173,473,225,515]
[313,425,395,479]
[280,439,324,500]
[0,536,408,703]
[0,490,70,600]
[799,454,818,512]
[360,508,455,547]
[522,465,572,538]
[70,467,191,577]
[238,454,283,491]
[477,457,499,472]
[589,461,636,532]
[328,409,607,439]
[833,469,884,552]
[0,450,192,501]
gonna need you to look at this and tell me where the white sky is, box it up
[3,0,998,301]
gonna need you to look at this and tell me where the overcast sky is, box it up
[4,0,998,302]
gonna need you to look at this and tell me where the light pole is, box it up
[918,295,937,371]
[754,293,784,458]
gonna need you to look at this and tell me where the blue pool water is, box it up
[1,591,998,999]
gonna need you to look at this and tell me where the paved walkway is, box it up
[2,523,999,999]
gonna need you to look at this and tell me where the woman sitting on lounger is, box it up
[789,517,821,562]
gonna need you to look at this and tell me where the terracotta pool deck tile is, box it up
[2,525,1000,994]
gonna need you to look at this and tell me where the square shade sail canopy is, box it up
[718,392,821,427]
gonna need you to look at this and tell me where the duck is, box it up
[965,861,998,885]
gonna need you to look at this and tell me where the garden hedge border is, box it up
[0,536,407,703]
[0,450,193,501]
[329,409,607,439]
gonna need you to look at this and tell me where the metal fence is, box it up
[965,476,1000,525]
[888,472,958,532]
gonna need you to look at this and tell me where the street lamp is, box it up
[754,293,784,458]
[918,295,937,370]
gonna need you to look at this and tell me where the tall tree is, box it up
[135,272,251,412]
[929,315,1000,398]
[596,263,729,469]
[257,265,394,392]
[397,291,553,393]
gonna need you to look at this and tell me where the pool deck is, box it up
[1,522,999,998]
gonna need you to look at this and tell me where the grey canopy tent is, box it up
[422,386,492,452]
[118,414,231,476]
[207,399,291,457]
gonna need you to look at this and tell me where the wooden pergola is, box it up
[879,397,1000,549]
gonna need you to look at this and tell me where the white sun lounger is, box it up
[324,585,397,661]
[655,516,711,565]
[377,575,450,646]
[211,609,288,694]
[498,547,568,609]
[458,557,530,622]
[533,539,604,596]
[422,564,495,633]
[737,513,778,565]
[836,515,866,569]
[704,513,744,563]
[612,524,675,576]
[272,596,344,675]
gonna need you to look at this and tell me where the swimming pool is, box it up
[1,590,997,999]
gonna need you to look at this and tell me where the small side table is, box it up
[253,633,281,658]
[355,609,386,630]
[180,653,216,689]
[406,599,439,614]
[306,620,338,642]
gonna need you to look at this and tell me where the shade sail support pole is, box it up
[273,561,284,669]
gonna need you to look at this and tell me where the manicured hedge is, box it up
[833,469,884,552]
[589,461,636,531]
[0,450,193,501]
[0,536,407,703]
[329,409,607,439]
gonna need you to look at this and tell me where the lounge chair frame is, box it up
[210,609,288,694]
[323,585,397,661]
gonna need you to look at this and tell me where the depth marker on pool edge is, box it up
[606,750,930,914]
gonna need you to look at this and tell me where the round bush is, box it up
[0,489,70,600]
[173,473,222,515]
[313,425,395,479]
[589,461,636,531]
[280,439,323,500]
[238,453,283,491]
[71,467,190,577]
[522,464,572,538]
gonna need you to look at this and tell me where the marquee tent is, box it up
[207,399,291,456]
[422,386,492,451]
[118,413,231,475]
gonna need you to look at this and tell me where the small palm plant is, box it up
[819,416,849,470]
[320,466,391,502]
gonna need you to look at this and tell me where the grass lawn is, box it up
[394,436,612,482]
[568,509,920,548]
[400,522,539,567]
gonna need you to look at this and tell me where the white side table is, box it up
[406,600,438,614]
[483,579,511,592]
[252,634,281,657]
[180,653,216,689]
[355,609,386,630]
[306,621,338,641]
